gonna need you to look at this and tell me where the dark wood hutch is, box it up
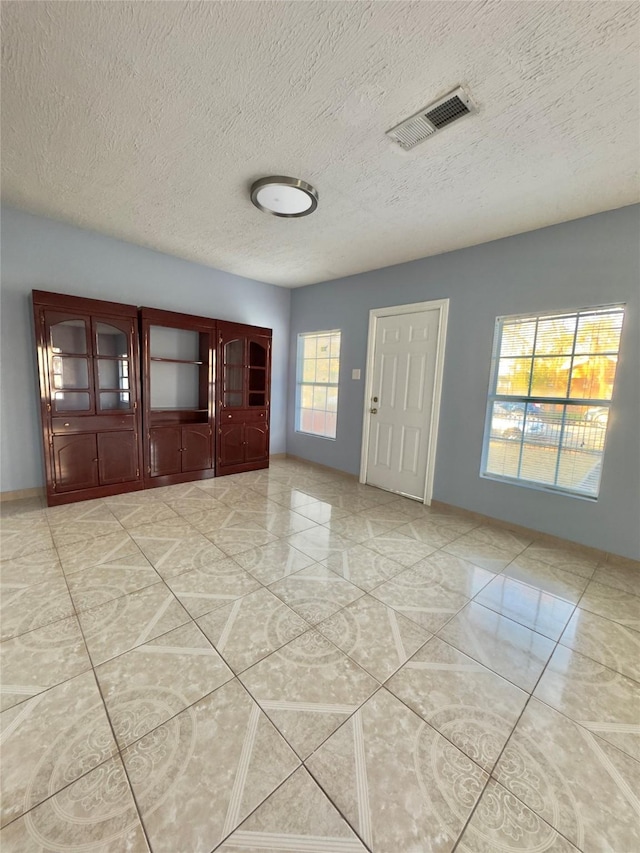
[140,307,216,488]
[217,321,271,476]
[33,291,272,505]
[32,291,144,505]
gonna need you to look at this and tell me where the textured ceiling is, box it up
[2,1,639,287]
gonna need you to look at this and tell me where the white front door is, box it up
[365,308,441,499]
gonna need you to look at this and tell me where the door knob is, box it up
[370,408,378,414]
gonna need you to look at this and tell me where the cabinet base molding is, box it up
[144,468,216,489]
[216,459,269,477]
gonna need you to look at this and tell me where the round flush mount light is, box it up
[250,176,318,217]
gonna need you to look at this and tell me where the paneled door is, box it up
[364,305,445,500]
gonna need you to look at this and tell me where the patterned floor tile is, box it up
[239,629,377,759]
[218,766,367,852]
[316,594,430,682]
[520,540,600,579]
[233,539,316,584]
[456,779,580,852]
[221,491,275,513]
[269,565,364,625]
[475,574,575,640]
[270,489,320,510]
[394,519,460,549]
[96,621,233,748]
[416,507,479,537]
[0,671,117,827]
[129,517,227,578]
[287,527,355,562]
[438,602,555,692]
[534,644,640,761]
[292,501,352,525]
[494,698,640,853]
[0,522,54,560]
[306,687,488,852]
[206,525,278,556]
[444,527,526,573]
[259,508,319,537]
[65,552,160,612]
[197,587,308,674]
[186,504,268,534]
[78,583,190,665]
[579,580,640,630]
[106,497,179,530]
[165,559,260,618]
[503,553,589,604]
[0,615,91,711]
[321,512,400,543]
[370,564,469,632]
[410,551,495,597]
[592,558,640,596]
[0,755,148,852]
[0,575,74,641]
[48,502,123,548]
[356,503,417,525]
[386,636,528,772]
[321,543,406,591]
[248,480,291,498]
[362,530,438,568]
[559,607,640,682]
[122,679,299,853]
[0,547,63,589]
[57,529,141,575]
[0,497,45,519]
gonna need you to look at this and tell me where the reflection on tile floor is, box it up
[0,457,638,851]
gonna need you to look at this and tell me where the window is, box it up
[481,304,625,498]
[296,330,341,439]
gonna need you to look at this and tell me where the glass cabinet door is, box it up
[94,319,134,412]
[247,337,268,407]
[222,337,244,407]
[46,313,93,414]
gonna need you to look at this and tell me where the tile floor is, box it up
[1,458,639,852]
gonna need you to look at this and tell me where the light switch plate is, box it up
[351,369,361,380]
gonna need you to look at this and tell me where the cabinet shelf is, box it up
[150,357,205,365]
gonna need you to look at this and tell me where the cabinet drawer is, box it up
[219,409,267,423]
[52,415,135,434]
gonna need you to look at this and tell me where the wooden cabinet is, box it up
[33,291,143,505]
[141,308,216,488]
[51,434,99,493]
[216,322,271,475]
[33,293,272,502]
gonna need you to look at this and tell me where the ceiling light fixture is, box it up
[250,176,318,217]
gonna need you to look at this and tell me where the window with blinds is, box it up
[296,330,341,439]
[481,305,625,498]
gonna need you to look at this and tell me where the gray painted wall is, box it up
[288,205,640,559]
[0,206,291,492]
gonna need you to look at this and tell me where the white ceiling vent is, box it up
[386,87,475,151]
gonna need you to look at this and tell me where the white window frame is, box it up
[480,303,625,500]
[295,329,341,440]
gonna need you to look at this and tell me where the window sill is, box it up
[480,472,599,502]
[295,430,337,442]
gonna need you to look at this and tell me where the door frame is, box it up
[359,298,449,504]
